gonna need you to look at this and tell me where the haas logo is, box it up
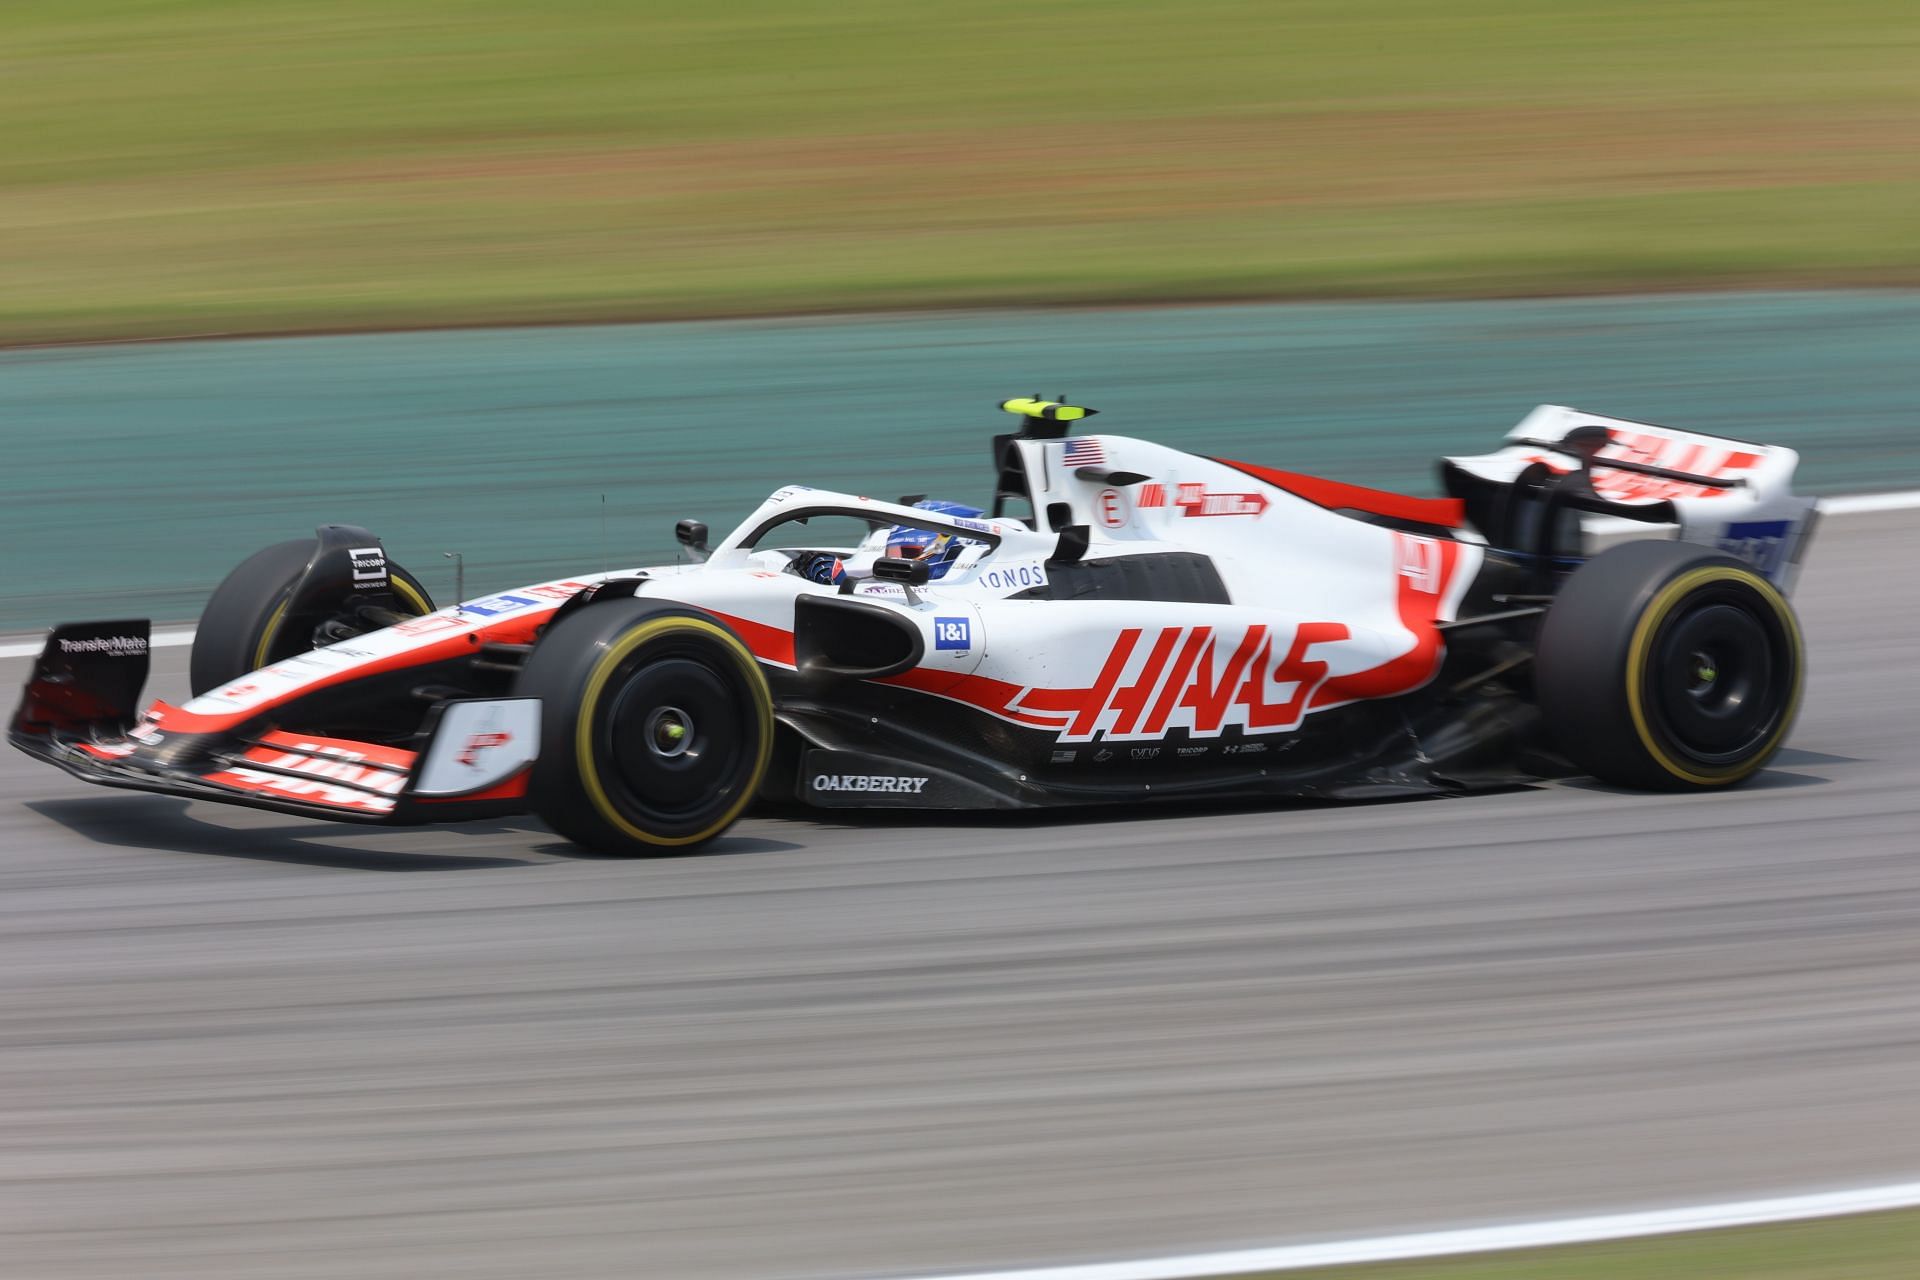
[455,732,512,767]
[990,533,1466,743]
[1009,621,1351,742]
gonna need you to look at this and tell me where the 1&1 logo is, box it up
[933,617,972,651]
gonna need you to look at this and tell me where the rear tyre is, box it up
[189,538,435,697]
[515,599,774,854]
[1535,540,1804,790]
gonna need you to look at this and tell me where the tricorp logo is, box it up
[349,546,388,585]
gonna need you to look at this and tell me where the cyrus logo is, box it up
[455,732,512,768]
[811,774,931,794]
[58,635,148,656]
[1131,746,1162,760]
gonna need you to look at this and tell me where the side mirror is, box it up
[675,519,709,563]
[870,556,931,586]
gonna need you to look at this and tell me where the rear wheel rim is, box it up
[1644,587,1793,768]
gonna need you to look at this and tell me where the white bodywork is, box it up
[173,433,1484,749]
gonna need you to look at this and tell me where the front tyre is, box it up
[189,538,435,697]
[516,600,773,854]
[1535,540,1804,790]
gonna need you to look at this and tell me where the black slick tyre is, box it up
[189,539,434,697]
[515,599,773,854]
[1534,539,1804,790]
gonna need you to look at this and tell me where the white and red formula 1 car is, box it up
[12,399,1816,853]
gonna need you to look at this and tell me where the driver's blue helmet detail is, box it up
[887,499,985,581]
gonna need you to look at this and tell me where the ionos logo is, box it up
[58,635,148,656]
[978,563,1046,592]
[811,774,931,794]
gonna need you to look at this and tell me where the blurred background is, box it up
[5,0,1918,340]
[4,1,1918,627]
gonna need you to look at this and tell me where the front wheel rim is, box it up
[596,650,759,833]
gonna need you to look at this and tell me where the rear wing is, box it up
[1442,405,1818,592]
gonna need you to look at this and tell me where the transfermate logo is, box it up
[57,635,148,657]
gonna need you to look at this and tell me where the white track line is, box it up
[1823,488,1920,515]
[899,1180,1920,1280]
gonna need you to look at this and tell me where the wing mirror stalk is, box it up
[870,555,930,604]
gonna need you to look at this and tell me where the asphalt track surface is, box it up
[3,513,1917,1280]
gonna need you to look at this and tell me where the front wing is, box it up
[10,622,540,825]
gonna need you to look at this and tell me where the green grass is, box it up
[4,0,1919,342]
[1251,1207,1920,1279]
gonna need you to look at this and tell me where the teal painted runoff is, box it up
[2,291,1915,631]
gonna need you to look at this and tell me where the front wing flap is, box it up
[11,624,539,825]
[17,709,540,826]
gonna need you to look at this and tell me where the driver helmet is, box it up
[886,499,986,581]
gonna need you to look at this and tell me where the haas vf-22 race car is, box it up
[11,399,1815,854]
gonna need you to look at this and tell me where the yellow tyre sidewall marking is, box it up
[390,576,432,616]
[1624,565,1804,787]
[252,599,290,670]
[574,616,774,848]
[250,572,432,672]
